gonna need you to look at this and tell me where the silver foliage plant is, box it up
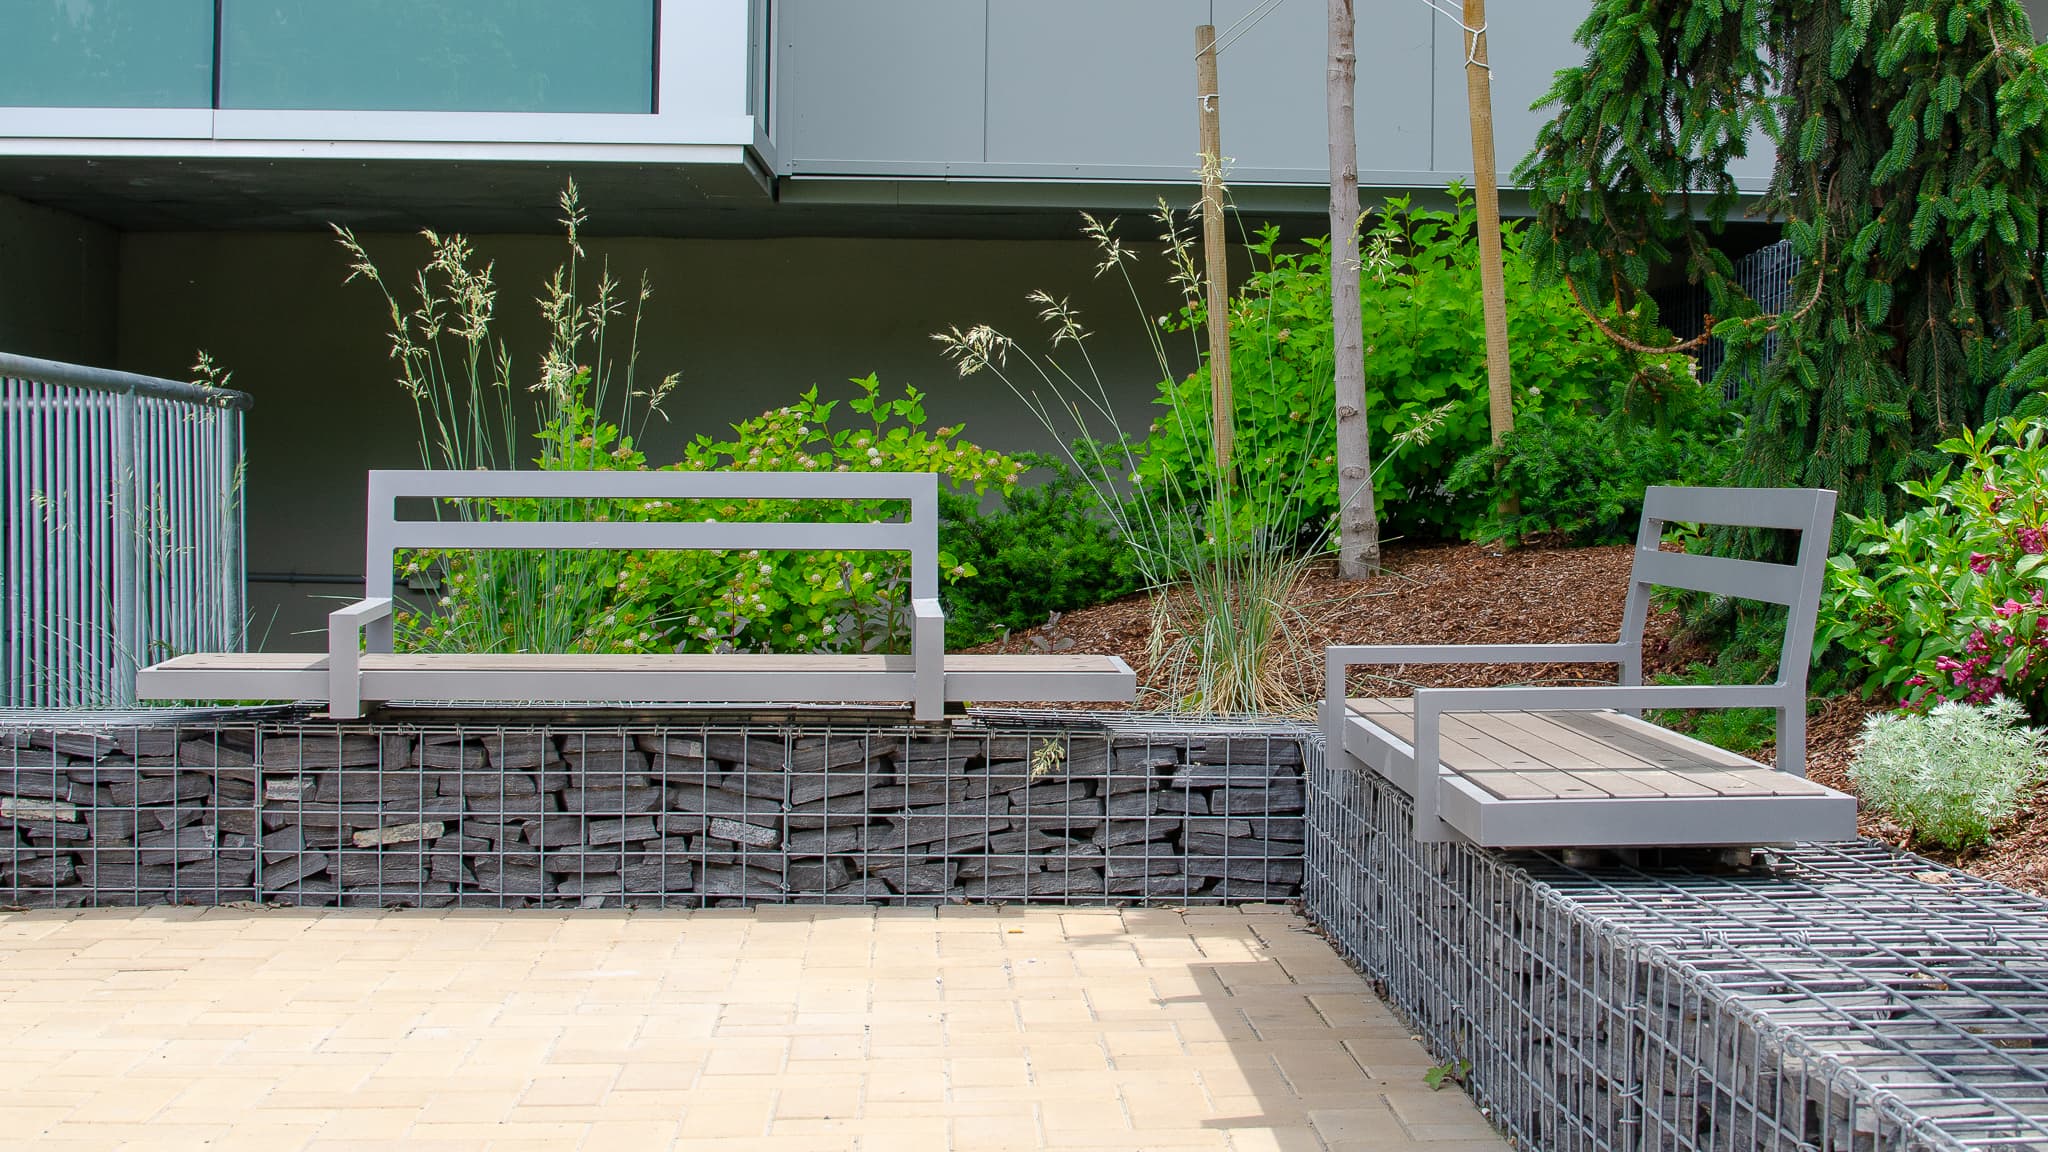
[1850,698,2048,851]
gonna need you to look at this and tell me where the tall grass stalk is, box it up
[333,181,678,655]
[936,200,1421,715]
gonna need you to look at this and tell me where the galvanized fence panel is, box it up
[1,353,250,709]
[1671,239,1801,398]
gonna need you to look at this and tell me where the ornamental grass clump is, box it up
[337,183,1017,657]
[936,201,1452,715]
[1850,698,2048,850]
[334,180,676,656]
[935,201,1336,715]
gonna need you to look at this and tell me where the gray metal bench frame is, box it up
[1322,485,1839,843]
[327,469,945,721]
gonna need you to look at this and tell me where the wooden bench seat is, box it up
[1340,697,1854,847]
[1322,486,1860,849]
[139,651,1135,706]
[138,470,1136,719]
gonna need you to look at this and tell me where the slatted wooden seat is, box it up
[138,470,1135,719]
[1322,486,1858,848]
[138,651,1134,708]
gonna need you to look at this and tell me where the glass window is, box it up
[219,1,655,114]
[0,0,214,108]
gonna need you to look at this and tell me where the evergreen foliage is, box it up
[1518,0,2048,526]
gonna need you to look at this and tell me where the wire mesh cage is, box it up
[1,711,1313,910]
[1305,750,2048,1152]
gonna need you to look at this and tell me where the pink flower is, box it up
[1906,675,1928,687]
[1997,598,2025,619]
[1971,553,1994,575]
[2020,527,2047,554]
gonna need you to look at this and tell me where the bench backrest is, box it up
[362,469,941,602]
[1617,486,1837,692]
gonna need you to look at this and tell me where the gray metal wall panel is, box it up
[775,0,1629,190]
[777,0,987,167]
[984,0,1208,170]
[1432,0,1587,181]
[1209,0,1432,179]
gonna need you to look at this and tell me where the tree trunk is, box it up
[1328,0,1380,577]
[1464,0,1514,448]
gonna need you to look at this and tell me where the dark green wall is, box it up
[115,229,1190,648]
[0,193,117,366]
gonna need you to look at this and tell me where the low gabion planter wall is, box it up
[0,713,1308,908]
[1305,753,2048,1152]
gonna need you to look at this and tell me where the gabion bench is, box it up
[139,470,1136,720]
[1322,485,1858,847]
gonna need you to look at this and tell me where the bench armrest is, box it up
[327,597,394,720]
[912,597,944,722]
[1401,683,1793,842]
[1326,642,1630,671]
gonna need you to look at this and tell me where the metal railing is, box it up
[1,352,250,709]
[1673,238,1802,397]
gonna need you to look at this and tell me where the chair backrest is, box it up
[361,469,940,602]
[1616,486,1837,692]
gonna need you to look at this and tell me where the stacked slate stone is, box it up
[0,727,258,906]
[0,722,1307,909]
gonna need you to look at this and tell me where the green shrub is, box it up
[1850,698,2048,850]
[1646,609,1789,753]
[403,375,1020,655]
[1133,185,1695,542]
[937,205,1335,714]
[1444,366,1740,545]
[345,186,1025,657]
[1819,416,2048,714]
[337,182,680,657]
[938,453,1141,648]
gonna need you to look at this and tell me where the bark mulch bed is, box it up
[971,542,1677,706]
[971,541,2048,900]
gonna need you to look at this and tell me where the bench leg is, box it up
[1777,704,1806,777]
[328,639,361,720]
[913,597,944,722]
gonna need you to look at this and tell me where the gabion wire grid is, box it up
[0,711,1314,909]
[1305,750,2048,1152]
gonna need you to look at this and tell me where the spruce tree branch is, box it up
[1562,209,1828,357]
[1563,274,1715,353]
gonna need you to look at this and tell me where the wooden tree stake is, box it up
[1196,24,1234,475]
[1463,0,1514,447]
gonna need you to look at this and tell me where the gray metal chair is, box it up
[1322,486,1857,847]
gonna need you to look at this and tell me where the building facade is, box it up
[0,0,1788,645]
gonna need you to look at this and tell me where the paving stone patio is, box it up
[0,904,1506,1151]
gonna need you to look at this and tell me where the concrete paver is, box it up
[0,904,1506,1150]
